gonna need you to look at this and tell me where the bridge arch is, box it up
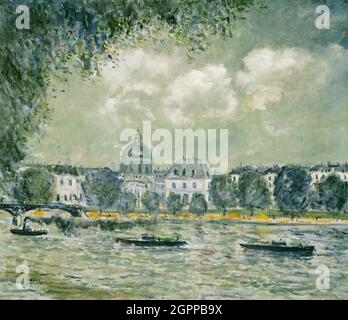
[0,203,87,218]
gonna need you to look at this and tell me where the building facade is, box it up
[164,160,212,205]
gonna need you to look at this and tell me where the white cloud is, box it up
[263,120,289,136]
[124,81,159,95]
[236,47,313,110]
[164,64,237,124]
[100,97,121,115]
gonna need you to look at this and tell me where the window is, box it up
[56,194,60,202]
[233,176,236,182]
[182,169,186,176]
[268,176,271,181]
[69,179,72,186]
[193,182,197,189]
[80,194,83,201]
[60,179,64,185]
[183,183,187,189]
[182,194,189,205]
[191,170,195,177]
[172,182,176,189]
[174,169,178,176]
[64,195,68,201]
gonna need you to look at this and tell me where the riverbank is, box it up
[2,209,348,226]
[82,210,348,226]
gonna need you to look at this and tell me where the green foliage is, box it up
[318,174,348,213]
[0,0,263,178]
[308,186,321,211]
[210,175,238,213]
[274,166,311,214]
[117,191,137,214]
[166,192,183,214]
[82,169,121,212]
[141,190,160,213]
[238,171,271,214]
[189,193,208,216]
[13,167,54,204]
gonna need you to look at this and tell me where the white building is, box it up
[310,163,348,185]
[164,160,212,205]
[54,173,85,204]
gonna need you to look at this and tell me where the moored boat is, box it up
[240,241,314,254]
[116,234,187,247]
[10,228,48,236]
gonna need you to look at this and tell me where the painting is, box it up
[1,0,348,301]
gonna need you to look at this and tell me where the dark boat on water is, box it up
[116,234,188,247]
[240,241,315,254]
[10,228,48,236]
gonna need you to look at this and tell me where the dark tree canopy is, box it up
[117,191,137,214]
[13,167,54,204]
[318,174,348,213]
[210,175,238,213]
[0,0,264,179]
[141,190,160,213]
[166,192,183,214]
[274,166,311,213]
[189,193,208,216]
[82,169,121,212]
[238,171,270,214]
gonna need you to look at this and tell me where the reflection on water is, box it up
[0,213,347,299]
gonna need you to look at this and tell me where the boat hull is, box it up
[10,229,48,236]
[116,238,187,247]
[240,243,314,253]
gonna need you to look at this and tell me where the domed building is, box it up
[120,130,152,175]
[120,130,165,208]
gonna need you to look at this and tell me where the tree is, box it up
[0,1,264,180]
[117,191,136,214]
[238,171,271,215]
[210,175,238,214]
[318,175,348,215]
[308,186,322,211]
[166,192,183,215]
[274,166,311,217]
[82,169,121,213]
[189,193,208,216]
[13,168,54,204]
[141,191,160,213]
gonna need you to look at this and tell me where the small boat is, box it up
[116,234,187,247]
[10,228,48,236]
[240,241,315,254]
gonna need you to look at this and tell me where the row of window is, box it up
[171,182,197,189]
[56,194,83,202]
[314,174,347,181]
[59,178,80,186]
[173,169,196,177]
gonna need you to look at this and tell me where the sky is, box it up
[27,0,348,172]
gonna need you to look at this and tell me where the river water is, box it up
[0,213,347,299]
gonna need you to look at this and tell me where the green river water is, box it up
[0,213,347,299]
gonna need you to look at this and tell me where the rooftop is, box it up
[164,160,211,179]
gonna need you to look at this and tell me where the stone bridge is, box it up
[0,203,87,218]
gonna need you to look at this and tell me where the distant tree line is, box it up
[5,166,211,215]
[210,166,348,217]
[6,165,348,217]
